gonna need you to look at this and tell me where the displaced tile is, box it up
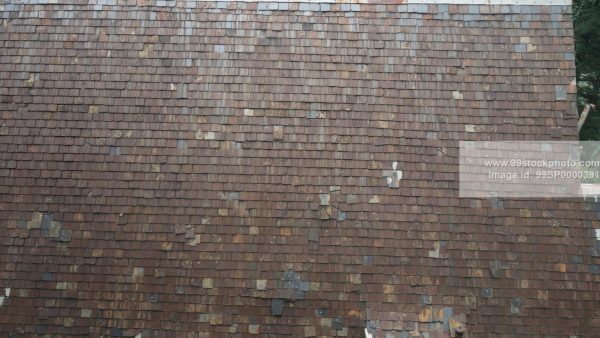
[511,298,522,315]
[27,212,43,229]
[464,125,476,133]
[57,229,72,242]
[555,85,567,100]
[202,278,214,289]
[304,326,316,337]
[319,193,330,206]
[419,307,432,322]
[210,314,223,325]
[139,44,153,58]
[249,324,259,334]
[196,131,215,140]
[273,125,284,141]
[177,139,188,149]
[146,293,158,303]
[308,228,319,242]
[271,298,283,316]
[24,73,37,87]
[109,146,121,155]
[428,241,441,258]
[489,260,502,278]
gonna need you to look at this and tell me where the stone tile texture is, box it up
[0,1,597,338]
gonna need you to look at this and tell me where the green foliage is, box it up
[574,0,600,139]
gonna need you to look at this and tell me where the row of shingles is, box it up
[183,7,572,154]
[192,0,570,16]
[193,17,568,93]
[0,5,572,105]
[0,1,568,35]
[0,4,572,155]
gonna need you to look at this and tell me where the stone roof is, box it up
[0,0,598,337]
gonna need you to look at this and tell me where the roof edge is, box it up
[187,0,572,5]
[5,0,573,6]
